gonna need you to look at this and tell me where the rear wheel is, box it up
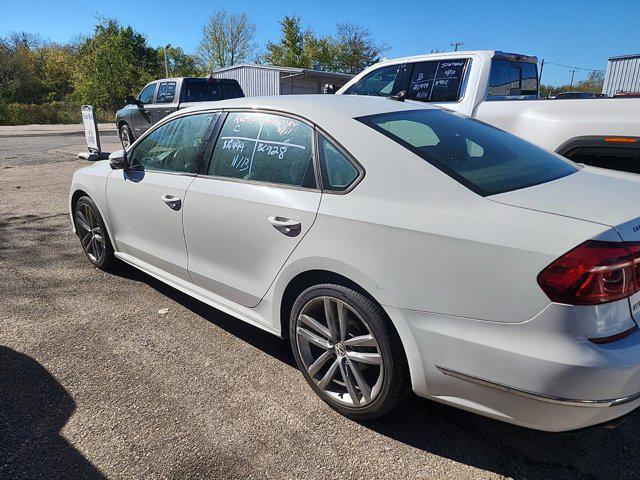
[74,196,115,271]
[290,284,410,420]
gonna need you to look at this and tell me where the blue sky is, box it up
[2,0,638,86]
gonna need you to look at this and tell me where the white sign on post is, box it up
[81,105,100,152]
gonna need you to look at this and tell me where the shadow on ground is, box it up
[109,261,640,480]
[0,347,105,479]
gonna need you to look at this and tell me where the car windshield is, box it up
[357,109,577,196]
[183,79,244,102]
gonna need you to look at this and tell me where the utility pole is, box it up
[450,41,464,52]
[569,69,577,91]
[164,44,171,77]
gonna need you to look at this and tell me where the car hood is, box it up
[489,166,640,241]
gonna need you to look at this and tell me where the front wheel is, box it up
[290,284,410,420]
[74,196,115,271]
[119,123,133,148]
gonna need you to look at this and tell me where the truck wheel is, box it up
[119,123,133,148]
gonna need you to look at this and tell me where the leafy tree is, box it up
[264,16,307,68]
[264,16,389,74]
[333,22,388,74]
[197,10,256,72]
[159,46,203,77]
[73,18,162,110]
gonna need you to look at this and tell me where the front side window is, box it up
[129,113,218,173]
[488,59,538,97]
[138,83,157,104]
[156,81,177,103]
[357,109,577,196]
[208,112,315,188]
[318,134,359,191]
[406,59,468,103]
[345,64,400,97]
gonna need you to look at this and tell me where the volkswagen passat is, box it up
[70,95,640,431]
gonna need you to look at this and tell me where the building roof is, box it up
[608,53,640,61]
[212,63,353,80]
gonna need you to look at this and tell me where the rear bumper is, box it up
[393,303,640,431]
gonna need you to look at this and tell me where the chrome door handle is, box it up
[268,216,301,236]
[161,194,182,211]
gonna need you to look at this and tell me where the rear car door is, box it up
[183,111,321,307]
[106,112,219,281]
[149,80,179,125]
[131,82,157,137]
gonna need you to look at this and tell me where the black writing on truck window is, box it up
[406,59,468,103]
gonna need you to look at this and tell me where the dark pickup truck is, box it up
[116,77,244,147]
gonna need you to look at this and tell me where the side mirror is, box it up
[125,95,142,107]
[109,149,129,170]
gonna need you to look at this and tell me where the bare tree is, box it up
[197,10,256,73]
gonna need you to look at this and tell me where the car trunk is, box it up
[489,167,640,241]
[490,166,640,322]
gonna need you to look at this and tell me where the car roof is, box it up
[177,94,436,122]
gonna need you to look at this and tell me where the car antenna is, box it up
[389,90,406,102]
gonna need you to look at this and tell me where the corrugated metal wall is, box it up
[603,56,640,96]
[214,66,281,97]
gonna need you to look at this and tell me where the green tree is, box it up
[197,10,256,73]
[264,16,389,74]
[333,22,388,74]
[160,46,203,77]
[73,18,162,110]
[264,16,308,67]
[577,70,605,93]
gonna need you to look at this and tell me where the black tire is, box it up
[289,284,410,420]
[74,196,115,271]
[119,123,133,148]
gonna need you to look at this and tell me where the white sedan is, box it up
[70,95,640,431]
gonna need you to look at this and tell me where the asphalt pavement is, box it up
[1,131,640,479]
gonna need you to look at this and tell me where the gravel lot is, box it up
[2,133,640,479]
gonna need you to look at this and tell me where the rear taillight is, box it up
[537,240,640,305]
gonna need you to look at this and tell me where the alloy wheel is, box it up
[76,204,105,263]
[295,296,384,407]
[120,127,131,148]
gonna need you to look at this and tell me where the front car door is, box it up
[183,111,321,307]
[131,82,157,137]
[106,112,219,281]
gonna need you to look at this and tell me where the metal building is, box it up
[603,53,640,96]
[212,64,353,97]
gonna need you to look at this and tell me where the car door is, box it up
[106,111,219,281]
[131,82,157,137]
[183,111,321,307]
[149,80,179,125]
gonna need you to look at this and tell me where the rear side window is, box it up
[208,112,315,188]
[488,59,538,97]
[184,79,245,102]
[156,81,177,103]
[357,109,577,196]
[344,64,400,97]
[406,59,468,102]
[318,134,359,191]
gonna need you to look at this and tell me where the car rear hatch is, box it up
[490,166,640,319]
